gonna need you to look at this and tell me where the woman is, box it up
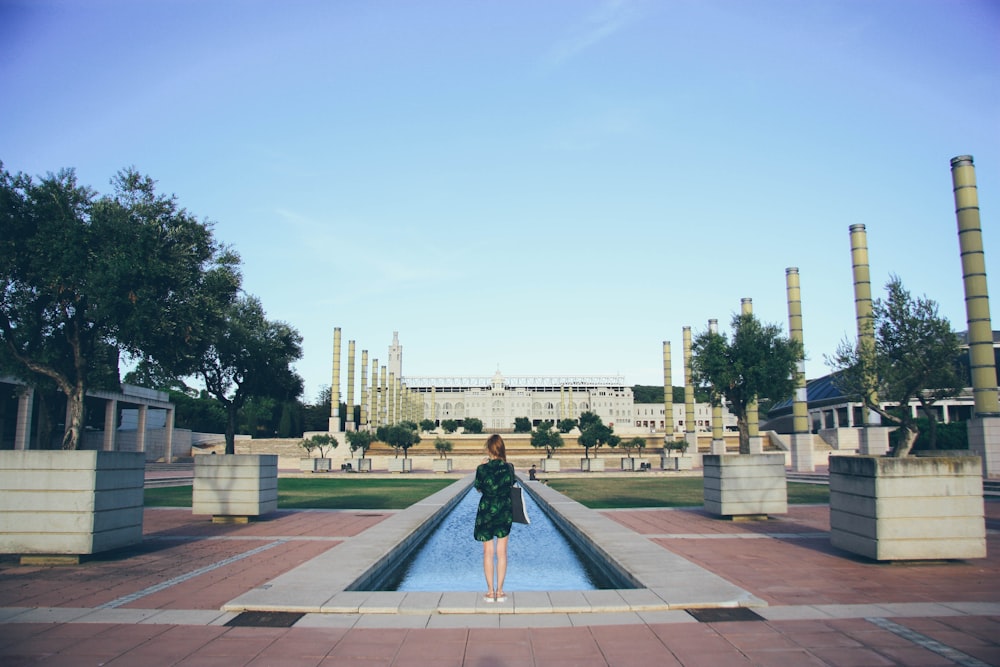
[474,433,516,602]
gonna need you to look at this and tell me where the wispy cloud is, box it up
[543,0,644,69]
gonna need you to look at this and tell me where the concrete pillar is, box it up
[662,341,673,437]
[740,299,763,453]
[683,326,697,450]
[370,358,379,428]
[786,267,814,471]
[103,399,118,451]
[346,340,356,432]
[952,155,1000,476]
[431,386,436,425]
[135,404,148,455]
[14,386,34,450]
[388,372,396,424]
[379,365,387,426]
[708,319,726,454]
[360,349,369,429]
[850,224,890,454]
[164,408,175,463]
[329,327,342,433]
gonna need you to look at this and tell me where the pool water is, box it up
[379,485,617,592]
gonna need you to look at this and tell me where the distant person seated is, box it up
[528,465,537,481]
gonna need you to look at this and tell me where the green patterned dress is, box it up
[473,459,515,541]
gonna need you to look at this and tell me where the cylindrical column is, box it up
[708,319,724,449]
[431,386,436,425]
[662,341,673,435]
[346,340,356,431]
[786,268,810,434]
[360,349,369,429]
[330,327,342,431]
[740,298,760,440]
[683,327,695,439]
[14,387,34,450]
[951,155,1000,417]
[387,372,396,424]
[379,365,387,426]
[849,224,879,424]
[370,358,379,428]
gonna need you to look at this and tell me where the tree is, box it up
[690,313,801,454]
[441,419,458,434]
[623,436,646,460]
[557,418,578,433]
[434,437,453,459]
[345,429,374,458]
[299,433,338,459]
[380,423,421,458]
[828,276,963,457]
[531,421,564,458]
[513,417,531,433]
[196,296,304,454]
[577,414,613,459]
[0,165,239,449]
[463,417,483,434]
[419,418,436,433]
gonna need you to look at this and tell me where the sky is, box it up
[2,0,999,403]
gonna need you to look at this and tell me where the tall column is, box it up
[345,340,356,431]
[786,267,814,471]
[741,298,762,453]
[135,404,148,455]
[708,319,726,454]
[379,365,387,426]
[164,407,175,463]
[849,224,889,454]
[662,341,673,436]
[951,155,1000,476]
[431,386,436,426]
[329,327,342,433]
[14,386,34,450]
[388,372,396,424]
[370,358,379,428]
[103,399,118,451]
[683,326,697,450]
[360,349,369,430]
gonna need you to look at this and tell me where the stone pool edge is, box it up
[222,474,765,615]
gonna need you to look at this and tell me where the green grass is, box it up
[144,478,454,510]
[545,478,829,509]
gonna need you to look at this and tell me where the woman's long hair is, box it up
[485,434,507,462]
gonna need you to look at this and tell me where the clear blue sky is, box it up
[3,0,998,403]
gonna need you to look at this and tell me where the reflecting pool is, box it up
[379,485,618,592]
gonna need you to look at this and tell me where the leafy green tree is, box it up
[381,423,421,458]
[441,419,458,434]
[531,421,564,458]
[828,276,963,456]
[691,313,801,454]
[557,418,578,433]
[168,389,228,433]
[299,433,338,458]
[577,414,613,459]
[513,417,531,433]
[623,436,646,460]
[463,417,483,434]
[345,429,374,458]
[196,296,304,454]
[0,165,240,449]
[578,411,602,432]
[419,418,436,432]
[434,437,453,459]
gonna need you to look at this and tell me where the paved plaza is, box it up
[1,469,998,666]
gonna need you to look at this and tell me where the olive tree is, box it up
[530,420,564,458]
[691,313,801,454]
[828,276,963,457]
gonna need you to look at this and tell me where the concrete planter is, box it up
[703,453,787,518]
[829,455,986,561]
[665,455,694,471]
[540,458,560,472]
[299,457,332,473]
[387,458,413,473]
[580,457,605,472]
[354,458,372,472]
[432,458,453,473]
[193,454,277,522]
[0,451,145,561]
[620,457,636,471]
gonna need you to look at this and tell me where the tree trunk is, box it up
[737,415,750,455]
[891,424,919,457]
[225,404,237,455]
[918,398,939,450]
[62,383,86,450]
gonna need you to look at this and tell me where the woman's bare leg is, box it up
[482,539,496,596]
[495,535,509,597]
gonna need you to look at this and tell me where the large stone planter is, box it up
[829,455,986,561]
[581,457,605,472]
[299,457,331,473]
[620,457,636,471]
[662,455,694,471]
[193,454,277,522]
[354,458,372,472]
[703,453,787,518]
[432,458,453,473]
[540,458,560,472]
[0,451,145,562]
[387,458,413,473]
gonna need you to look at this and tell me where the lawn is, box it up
[144,476,830,510]
[144,478,455,510]
[545,477,830,509]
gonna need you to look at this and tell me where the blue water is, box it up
[382,485,615,591]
